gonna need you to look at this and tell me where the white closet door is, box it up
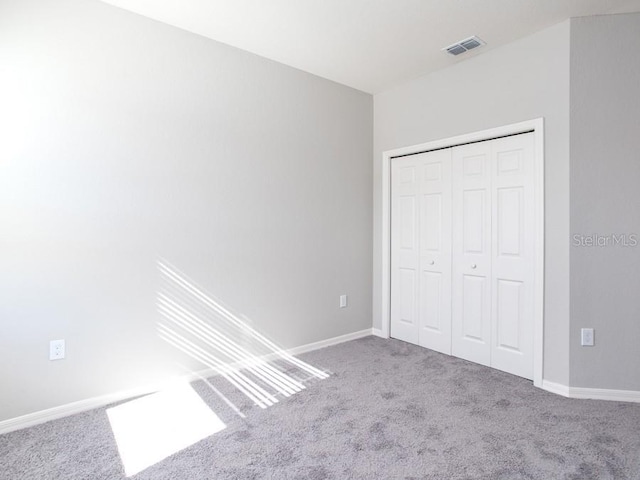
[391,132,536,381]
[490,133,535,379]
[418,149,452,354]
[452,142,492,367]
[390,156,420,344]
[391,150,452,351]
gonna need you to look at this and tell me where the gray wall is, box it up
[570,13,640,390]
[0,0,372,421]
[373,22,571,385]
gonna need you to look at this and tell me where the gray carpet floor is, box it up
[2,336,640,479]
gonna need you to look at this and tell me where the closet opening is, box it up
[379,119,544,387]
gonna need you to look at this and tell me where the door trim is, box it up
[379,118,545,388]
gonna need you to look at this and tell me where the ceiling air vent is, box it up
[443,36,485,56]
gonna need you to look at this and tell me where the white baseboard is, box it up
[0,384,165,436]
[0,328,374,435]
[569,386,640,403]
[541,380,571,397]
[287,328,372,356]
[372,328,387,338]
[541,380,640,403]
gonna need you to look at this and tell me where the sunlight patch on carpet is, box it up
[107,383,226,477]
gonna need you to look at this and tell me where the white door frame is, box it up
[379,118,545,388]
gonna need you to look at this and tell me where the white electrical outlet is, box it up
[581,328,594,347]
[339,295,348,308]
[50,339,66,360]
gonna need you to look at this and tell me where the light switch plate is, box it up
[339,295,348,308]
[581,328,594,347]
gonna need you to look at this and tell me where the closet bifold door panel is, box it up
[391,150,452,353]
[451,142,492,367]
[391,155,420,345]
[490,134,535,380]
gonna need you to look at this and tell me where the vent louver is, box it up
[443,36,485,56]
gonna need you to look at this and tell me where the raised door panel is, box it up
[496,279,523,352]
[421,271,442,331]
[497,187,523,258]
[422,194,442,252]
[399,196,417,251]
[462,189,486,254]
[461,275,487,342]
[398,268,417,325]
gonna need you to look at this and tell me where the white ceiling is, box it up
[101,0,640,93]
